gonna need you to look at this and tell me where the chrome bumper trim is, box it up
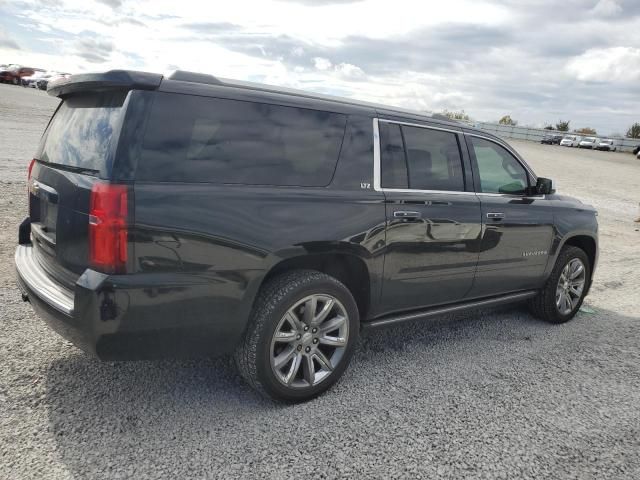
[15,245,74,316]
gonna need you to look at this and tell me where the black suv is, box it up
[15,70,598,402]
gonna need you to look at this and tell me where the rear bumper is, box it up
[15,244,95,354]
[15,244,247,360]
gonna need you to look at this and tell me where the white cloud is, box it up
[2,0,640,134]
[335,62,365,80]
[313,57,332,70]
[566,47,640,82]
[590,0,622,17]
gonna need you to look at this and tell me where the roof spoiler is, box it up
[47,70,163,98]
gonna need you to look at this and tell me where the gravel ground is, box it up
[1,84,639,479]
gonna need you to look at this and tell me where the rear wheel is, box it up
[529,246,590,323]
[235,270,359,402]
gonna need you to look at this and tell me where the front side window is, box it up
[470,137,529,194]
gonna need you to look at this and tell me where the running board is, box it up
[362,290,537,330]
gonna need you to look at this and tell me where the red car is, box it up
[0,66,35,85]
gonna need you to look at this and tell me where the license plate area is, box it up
[30,180,59,247]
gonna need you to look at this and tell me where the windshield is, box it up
[601,139,613,144]
[563,135,576,140]
[36,91,127,176]
[584,137,596,142]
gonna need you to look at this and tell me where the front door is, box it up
[377,120,482,315]
[465,134,555,298]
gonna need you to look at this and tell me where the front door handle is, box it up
[394,211,422,219]
[486,212,505,220]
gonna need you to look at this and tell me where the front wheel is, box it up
[529,246,590,323]
[235,270,359,402]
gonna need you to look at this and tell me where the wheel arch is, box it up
[555,233,598,294]
[256,252,372,321]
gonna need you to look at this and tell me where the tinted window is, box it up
[38,92,126,175]
[401,126,465,191]
[470,137,529,194]
[380,122,408,188]
[138,93,347,185]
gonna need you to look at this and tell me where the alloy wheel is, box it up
[556,258,586,315]
[270,294,349,388]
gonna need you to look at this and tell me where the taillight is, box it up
[27,158,36,198]
[27,158,36,181]
[89,183,129,274]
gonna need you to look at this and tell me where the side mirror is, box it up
[536,177,555,195]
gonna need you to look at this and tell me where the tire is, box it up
[529,246,590,324]
[234,270,359,402]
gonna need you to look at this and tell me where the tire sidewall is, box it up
[550,248,591,323]
[255,277,359,402]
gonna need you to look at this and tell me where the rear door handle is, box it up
[394,210,422,219]
[486,212,505,220]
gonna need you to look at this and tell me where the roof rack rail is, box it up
[167,70,223,86]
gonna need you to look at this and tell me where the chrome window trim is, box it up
[373,117,381,191]
[373,119,546,199]
[381,187,476,196]
[372,117,472,195]
[378,118,462,135]
[476,191,545,199]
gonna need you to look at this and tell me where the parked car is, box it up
[579,137,599,149]
[0,66,35,84]
[634,145,640,159]
[21,70,48,88]
[541,133,563,145]
[560,134,582,147]
[15,70,598,402]
[36,77,50,90]
[594,139,617,151]
[37,72,70,90]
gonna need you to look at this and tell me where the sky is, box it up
[1,0,639,135]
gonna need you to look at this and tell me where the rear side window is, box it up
[137,93,347,185]
[379,122,408,188]
[379,121,465,191]
[402,126,464,191]
[37,92,126,175]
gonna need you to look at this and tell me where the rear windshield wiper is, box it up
[37,160,100,176]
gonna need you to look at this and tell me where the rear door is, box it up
[465,134,555,298]
[29,91,128,285]
[377,119,482,315]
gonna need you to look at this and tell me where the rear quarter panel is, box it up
[130,114,385,348]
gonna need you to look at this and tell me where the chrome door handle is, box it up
[486,212,505,220]
[394,211,421,219]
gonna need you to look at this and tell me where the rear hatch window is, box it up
[30,91,129,278]
[37,91,127,177]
